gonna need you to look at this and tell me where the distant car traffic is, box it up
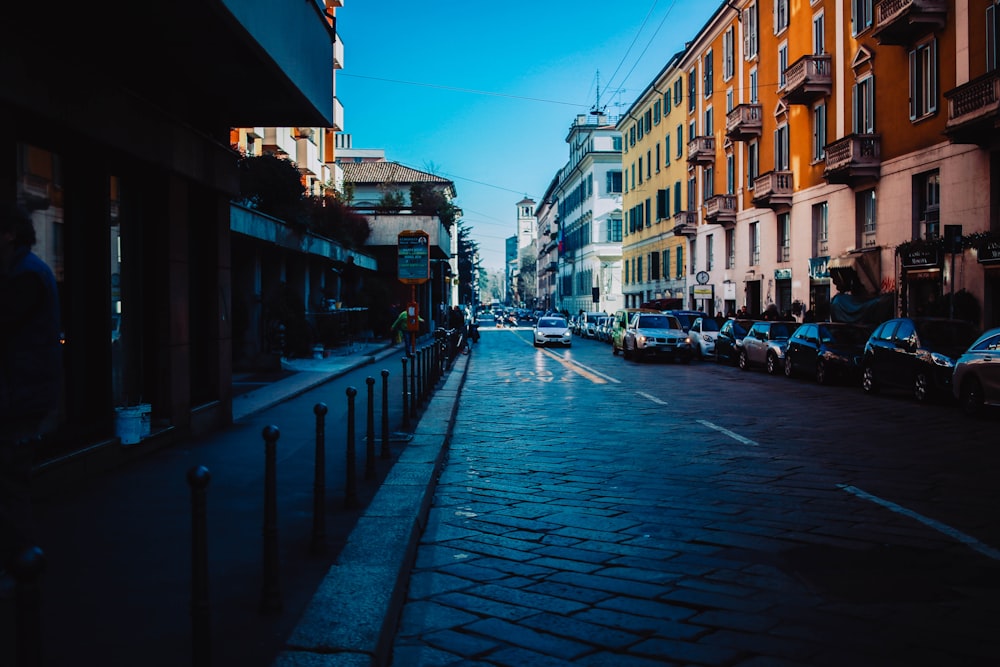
[952,327,1000,416]
[533,316,573,348]
[861,316,979,402]
[783,322,873,385]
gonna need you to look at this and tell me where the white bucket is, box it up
[137,403,152,438]
[115,406,143,445]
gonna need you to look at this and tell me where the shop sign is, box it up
[692,284,714,299]
[397,230,430,284]
[809,256,829,280]
[900,246,940,269]
[774,268,792,280]
[977,238,1000,264]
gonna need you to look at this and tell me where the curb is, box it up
[271,349,470,667]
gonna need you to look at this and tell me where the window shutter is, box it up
[908,49,917,120]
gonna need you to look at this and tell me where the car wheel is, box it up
[738,350,750,371]
[633,348,644,363]
[681,354,692,365]
[815,359,828,385]
[623,344,632,360]
[533,341,540,347]
[784,355,794,378]
[612,344,618,356]
[861,364,877,394]
[960,377,984,417]
[766,353,780,375]
[913,372,931,402]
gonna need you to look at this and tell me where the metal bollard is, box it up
[260,425,282,613]
[11,545,45,667]
[381,369,390,459]
[409,353,418,419]
[365,377,376,480]
[187,465,211,667]
[401,356,410,429]
[345,387,358,509]
[311,403,328,555]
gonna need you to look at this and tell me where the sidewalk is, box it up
[4,334,466,667]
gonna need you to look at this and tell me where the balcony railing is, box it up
[686,136,716,166]
[781,54,832,105]
[726,104,762,142]
[944,72,1000,146]
[672,211,698,237]
[823,134,881,186]
[751,171,793,210]
[873,0,947,46]
[704,194,737,226]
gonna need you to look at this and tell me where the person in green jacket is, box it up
[391,308,423,356]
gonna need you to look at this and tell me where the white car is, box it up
[533,316,573,348]
[688,316,721,359]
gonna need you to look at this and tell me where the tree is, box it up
[303,194,371,249]
[456,223,479,306]
[410,184,459,231]
[237,153,306,227]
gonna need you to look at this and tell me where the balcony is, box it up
[751,171,793,210]
[726,104,762,142]
[944,72,1000,147]
[704,194,737,226]
[686,136,716,166]
[872,0,947,46]
[546,261,558,273]
[781,54,832,106]
[672,211,698,237]
[823,134,881,186]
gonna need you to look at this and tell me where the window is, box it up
[644,109,653,133]
[853,0,873,35]
[707,234,715,271]
[687,176,697,211]
[726,228,735,269]
[689,120,696,146]
[638,157,643,184]
[748,141,760,187]
[775,0,789,33]
[812,202,828,256]
[607,170,623,194]
[726,153,735,194]
[664,134,671,165]
[674,182,682,214]
[775,123,790,171]
[705,107,714,135]
[637,256,643,284]
[650,250,660,280]
[631,163,636,190]
[703,166,715,201]
[676,126,683,157]
[676,246,684,279]
[690,239,698,274]
[909,39,938,120]
[646,197,652,227]
[653,100,661,125]
[812,103,827,161]
[749,68,759,103]
[688,69,697,112]
[613,136,622,151]
[744,3,759,59]
[663,249,671,277]
[778,42,788,89]
[854,75,875,133]
[674,78,683,107]
[609,216,622,242]
[856,188,877,248]
[704,50,714,97]
[726,88,734,113]
[646,150,652,180]
[989,2,999,72]
[723,28,735,80]
[655,143,661,173]
[656,189,668,220]
[664,90,672,113]
[813,10,825,55]
[777,213,791,262]
[917,171,940,239]
[750,222,761,265]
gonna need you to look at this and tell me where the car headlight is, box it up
[930,352,956,368]
[637,335,647,345]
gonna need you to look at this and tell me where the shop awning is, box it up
[828,250,881,296]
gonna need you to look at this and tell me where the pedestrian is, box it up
[391,306,423,356]
[1,202,63,575]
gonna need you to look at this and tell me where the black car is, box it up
[784,321,874,385]
[714,318,755,365]
[861,316,979,402]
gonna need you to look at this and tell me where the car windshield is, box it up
[699,319,720,332]
[539,318,566,328]
[637,315,673,329]
[916,320,978,348]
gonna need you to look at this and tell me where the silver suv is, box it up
[739,320,794,374]
[622,313,693,363]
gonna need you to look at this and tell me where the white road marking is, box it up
[697,419,759,446]
[637,391,666,404]
[838,484,1000,561]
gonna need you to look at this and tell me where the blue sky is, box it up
[337,2,721,272]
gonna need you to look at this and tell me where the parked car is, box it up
[861,316,979,402]
[783,322,874,385]
[622,312,693,363]
[715,318,755,365]
[533,315,573,348]
[688,316,721,359]
[580,311,607,339]
[739,320,795,374]
[611,308,661,356]
[595,316,613,343]
[662,309,709,333]
[952,327,1000,416]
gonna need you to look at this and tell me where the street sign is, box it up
[398,230,430,284]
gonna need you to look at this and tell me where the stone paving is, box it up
[388,330,1000,666]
